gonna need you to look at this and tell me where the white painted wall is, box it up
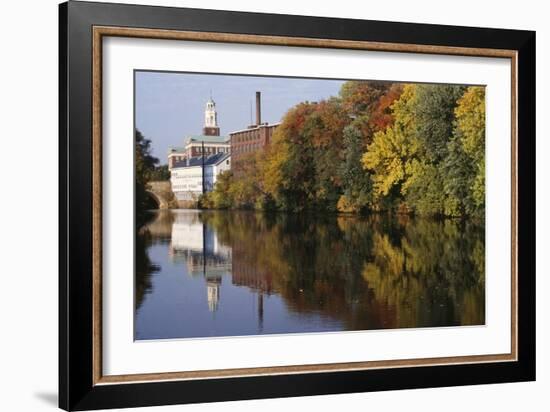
[171,165,203,200]
[171,155,230,197]
[0,1,547,412]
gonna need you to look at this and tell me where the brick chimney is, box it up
[255,91,261,126]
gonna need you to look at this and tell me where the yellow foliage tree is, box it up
[454,86,486,208]
[362,85,419,199]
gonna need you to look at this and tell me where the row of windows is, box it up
[170,147,229,162]
[173,185,214,192]
[193,146,229,154]
[172,174,202,179]
[172,185,202,191]
[172,173,215,180]
[232,133,260,143]
[233,143,261,153]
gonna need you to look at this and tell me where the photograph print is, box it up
[134,71,486,341]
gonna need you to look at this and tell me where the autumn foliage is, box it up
[201,81,485,218]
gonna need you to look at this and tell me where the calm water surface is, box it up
[135,210,485,340]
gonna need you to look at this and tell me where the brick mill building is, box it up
[230,92,279,165]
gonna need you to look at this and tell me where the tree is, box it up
[339,80,394,144]
[149,164,170,181]
[200,170,234,209]
[438,86,486,217]
[454,86,486,212]
[362,83,473,216]
[402,160,446,216]
[309,98,349,211]
[414,84,465,163]
[263,102,319,211]
[198,81,484,219]
[441,135,476,216]
[368,83,404,133]
[135,129,159,226]
[337,125,373,213]
[402,85,466,215]
[228,153,263,209]
[362,84,419,210]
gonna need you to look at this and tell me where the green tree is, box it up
[362,83,472,216]
[210,170,234,209]
[149,164,170,181]
[337,125,373,212]
[441,135,476,216]
[263,102,319,211]
[414,84,465,163]
[454,86,486,212]
[309,98,349,211]
[135,129,159,226]
[400,84,465,216]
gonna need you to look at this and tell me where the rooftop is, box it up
[184,135,230,145]
[229,122,281,135]
[172,152,230,169]
[168,146,185,153]
[168,135,230,154]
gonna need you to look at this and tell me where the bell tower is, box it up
[203,96,220,136]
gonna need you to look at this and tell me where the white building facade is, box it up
[170,152,231,202]
[170,164,203,202]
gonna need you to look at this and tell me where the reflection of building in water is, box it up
[231,245,273,294]
[170,212,204,251]
[166,211,231,312]
[206,276,222,312]
[230,242,274,332]
[169,212,232,276]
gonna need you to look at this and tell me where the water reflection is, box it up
[135,210,484,340]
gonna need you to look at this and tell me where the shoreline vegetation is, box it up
[199,81,485,219]
[137,80,485,224]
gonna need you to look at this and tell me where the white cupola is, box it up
[204,97,218,128]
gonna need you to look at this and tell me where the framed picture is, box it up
[59,1,536,410]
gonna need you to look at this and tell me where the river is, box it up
[135,209,485,340]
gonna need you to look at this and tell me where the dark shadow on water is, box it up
[34,392,58,407]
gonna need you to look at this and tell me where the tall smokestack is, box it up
[255,91,261,126]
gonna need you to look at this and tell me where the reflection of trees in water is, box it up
[135,231,160,310]
[136,210,485,330]
[361,218,485,327]
[142,210,175,241]
[202,211,485,330]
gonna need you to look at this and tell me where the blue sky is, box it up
[135,71,345,163]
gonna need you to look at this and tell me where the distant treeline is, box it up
[200,81,485,218]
